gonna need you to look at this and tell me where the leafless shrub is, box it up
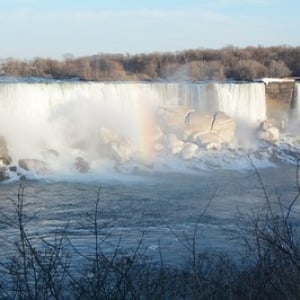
[0,184,71,299]
[233,157,300,299]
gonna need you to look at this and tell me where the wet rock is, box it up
[257,128,280,142]
[18,159,49,174]
[74,157,90,173]
[195,132,223,145]
[0,136,12,165]
[184,111,235,149]
[9,166,17,172]
[184,112,213,137]
[0,167,9,181]
[267,126,280,141]
[210,112,236,143]
[159,106,194,136]
[257,120,280,142]
[259,120,273,131]
[160,108,235,151]
[206,142,222,151]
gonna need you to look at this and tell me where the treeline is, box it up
[1,45,300,81]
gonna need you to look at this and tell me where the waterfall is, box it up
[0,81,267,174]
[294,81,300,115]
[211,82,266,124]
[138,82,267,124]
[0,82,161,163]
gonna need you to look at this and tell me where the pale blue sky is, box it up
[0,0,299,59]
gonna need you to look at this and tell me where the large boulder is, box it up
[184,111,235,149]
[18,159,49,174]
[206,141,222,151]
[210,112,236,143]
[195,132,222,145]
[0,167,9,181]
[195,133,223,150]
[184,112,213,139]
[257,120,280,143]
[74,157,90,173]
[158,108,236,152]
[159,106,194,136]
[0,136,12,166]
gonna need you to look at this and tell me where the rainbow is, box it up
[131,97,160,164]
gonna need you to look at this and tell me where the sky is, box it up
[0,0,299,59]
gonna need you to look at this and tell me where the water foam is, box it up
[0,81,269,177]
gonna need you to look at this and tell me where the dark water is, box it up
[0,164,299,264]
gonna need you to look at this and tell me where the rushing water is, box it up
[0,163,299,264]
[0,81,266,174]
[0,80,299,264]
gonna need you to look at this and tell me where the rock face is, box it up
[157,109,237,158]
[184,111,236,149]
[159,107,236,152]
[211,112,236,143]
[0,136,11,165]
[159,106,194,136]
[264,80,295,128]
[184,112,213,138]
